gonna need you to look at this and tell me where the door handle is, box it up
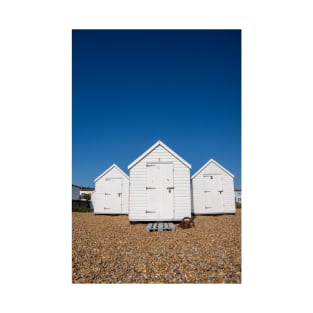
[167,187,174,193]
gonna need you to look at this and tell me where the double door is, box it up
[146,163,174,220]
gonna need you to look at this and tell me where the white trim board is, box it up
[94,164,129,182]
[128,140,191,170]
[191,159,234,179]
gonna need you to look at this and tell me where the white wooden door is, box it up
[146,164,159,218]
[146,163,174,220]
[204,174,223,212]
[94,193,106,213]
[160,163,174,220]
[104,178,122,213]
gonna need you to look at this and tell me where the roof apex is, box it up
[191,158,234,179]
[94,164,129,182]
[128,140,191,170]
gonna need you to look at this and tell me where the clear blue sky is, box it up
[72,30,241,188]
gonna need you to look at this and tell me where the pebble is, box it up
[72,209,241,283]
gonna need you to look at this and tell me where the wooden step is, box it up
[146,222,175,232]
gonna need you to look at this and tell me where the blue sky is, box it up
[72,30,241,188]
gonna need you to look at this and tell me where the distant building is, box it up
[80,186,95,196]
[72,184,81,200]
[235,189,241,204]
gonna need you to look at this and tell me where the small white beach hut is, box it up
[191,159,236,214]
[92,164,129,215]
[128,140,192,222]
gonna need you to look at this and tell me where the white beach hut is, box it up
[128,140,192,222]
[92,164,129,215]
[191,159,236,214]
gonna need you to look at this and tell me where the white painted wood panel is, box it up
[192,159,235,214]
[92,164,129,215]
[128,141,191,221]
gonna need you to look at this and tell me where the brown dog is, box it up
[179,216,195,229]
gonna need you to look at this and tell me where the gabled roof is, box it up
[94,164,129,182]
[128,140,191,170]
[191,158,234,179]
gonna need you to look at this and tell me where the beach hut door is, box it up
[104,178,122,212]
[146,163,174,219]
[204,174,223,211]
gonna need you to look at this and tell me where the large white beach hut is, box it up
[128,140,192,222]
[92,164,129,215]
[191,159,236,214]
